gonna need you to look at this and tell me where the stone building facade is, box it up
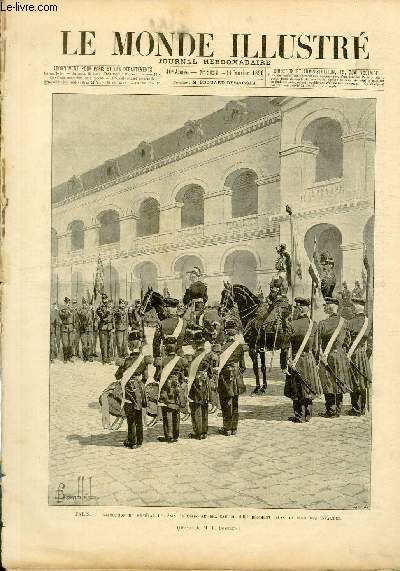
[51,96,375,304]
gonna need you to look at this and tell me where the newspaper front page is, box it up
[2,0,400,568]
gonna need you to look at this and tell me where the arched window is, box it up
[137,198,160,237]
[303,118,343,182]
[226,169,258,219]
[69,220,85,251]
[51,228,58,257]
[180,185,204,228]
[98,210,120,245]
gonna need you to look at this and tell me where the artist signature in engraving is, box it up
[54,476,98,504]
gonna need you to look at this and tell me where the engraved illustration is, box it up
[50,95,374,508]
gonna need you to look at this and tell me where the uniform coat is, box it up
[114,306,129,357]
[152,316,187,358]
[59,304,75,361]
[318,314,352,394]
[97,303,114,363]
[115,351,152,446]
[218,341,246,432]
[284,317,320,401]
[156,354,187,441]
[188,350,214,438]
[77,305,94,361]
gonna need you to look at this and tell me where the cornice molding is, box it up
[53,111,281,208]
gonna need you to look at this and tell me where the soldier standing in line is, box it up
[114,298,129,358]
[77,297,94,362]
[71,299,80,358]
[156,335,188,443]
[217,318,247,436]
[187,330,214,440]
[50,302,60,362]
[108,299,117,360]
[284,297,321,423]
[346,298,372,416]
[153,298,187,361]
[97,293,114,364]
[59,297,75,363]
[318,297,352,418]
[114,330,153,449]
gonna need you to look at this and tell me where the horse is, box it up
[220,283,291,393]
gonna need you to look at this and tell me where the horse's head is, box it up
[219,281,234,316]
[137,286,153,316]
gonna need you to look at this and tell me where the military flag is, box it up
[93,255,105,300]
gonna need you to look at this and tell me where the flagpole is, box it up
[310,236,317,321]
[56,273,59,305]
[285,204,295,311]
[125,272,128,300]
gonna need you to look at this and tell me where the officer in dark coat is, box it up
[59,297,74,362]
[187,330,214,440]
[114,298,129,358]
[346,298,372,416]
[97,293,114,364]
[217,319,247,436]
[155,335,188,443]
[318,297,352,417]
[284,297,321,422]
[115,330,153,449]
[153,298,187,359]
[77,298,94,362]
[183,267,208,310]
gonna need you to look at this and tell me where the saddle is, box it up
[253,297,291,334]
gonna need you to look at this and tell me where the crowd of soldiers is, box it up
[50,265,373,449]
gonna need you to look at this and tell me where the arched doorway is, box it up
[224,250,258,291]
[133,261,158,298]
[174,255,205,298]
[304,224,343,290]
[302,118,343,182]
[225,168,258,219]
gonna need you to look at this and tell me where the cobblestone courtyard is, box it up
[49,342,371,510]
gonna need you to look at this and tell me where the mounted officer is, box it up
[183,266,208,321]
